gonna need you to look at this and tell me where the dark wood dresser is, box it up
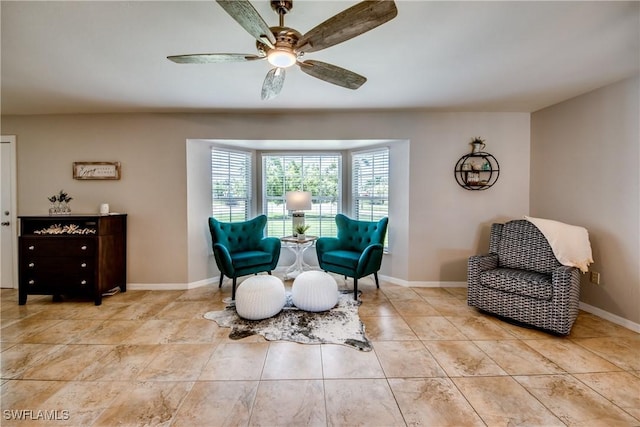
[18,214,127,305]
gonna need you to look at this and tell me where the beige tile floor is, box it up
[1,276,639,426]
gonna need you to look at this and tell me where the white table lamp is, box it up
[286,191,312,236]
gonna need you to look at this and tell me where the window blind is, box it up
[262,153,341,237]
[211,148,251,222]
[352,148,389,222]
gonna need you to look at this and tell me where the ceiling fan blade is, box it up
[296,0,397,53]
[298,60,366,90]
[261,68,286,100]
[167,53,264,64]
[216,0,276,47]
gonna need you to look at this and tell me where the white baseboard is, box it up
[130,277,467,290]
[128,283,186,291]
[379,275,466,288]
[128,277,217,291]
[187,277,219,289]
[579,301,640,333]
[127,276,639,333]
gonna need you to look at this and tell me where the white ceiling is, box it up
[1,1,638,115]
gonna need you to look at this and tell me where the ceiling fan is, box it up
[168,0,398,100]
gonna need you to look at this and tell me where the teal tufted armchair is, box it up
[316,214,388,300]
[208,215,281,300]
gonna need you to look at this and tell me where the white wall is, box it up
[531,75,640,324]
[2,111,530,287]
[407,113,531,282]
[186,139,215,285]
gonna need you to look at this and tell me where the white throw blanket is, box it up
[524,216,594,273]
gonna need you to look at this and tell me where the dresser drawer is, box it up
[21,275,94,294]
[23,257,94,274]
[21,238,95,256]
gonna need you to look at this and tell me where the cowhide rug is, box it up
[204,291,372,351]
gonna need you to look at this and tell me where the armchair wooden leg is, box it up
[374,272,380,288]
[219,274,224,288]
[232,277,237,301]
[267,271,272,275]
[353,278,358,300]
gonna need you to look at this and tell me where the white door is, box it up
[0,135,18,288]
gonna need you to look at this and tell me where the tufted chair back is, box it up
[336,214,388,252]
[209,215,267,253]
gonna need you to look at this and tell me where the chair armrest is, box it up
[467,254,498,287]
[316,237,341,254]
[258,236,281,254]
[552,265,581,293]
[213,243,234,275]
[469,254,498,271]
[259,237,282,270]
[316,237,340,270]
[551,265,581,328]
[356,243,384,276]
[553,264,579,275]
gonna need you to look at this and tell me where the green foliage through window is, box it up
[263,154,341,237]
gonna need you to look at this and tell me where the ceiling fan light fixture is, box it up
[171,0,398,98]
[267,48,296,68]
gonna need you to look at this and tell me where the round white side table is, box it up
[280,235,317,280]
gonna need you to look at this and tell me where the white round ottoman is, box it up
[292,271,339,312]
[235,275,286,320]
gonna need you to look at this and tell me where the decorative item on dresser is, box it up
[18,214,127,305]
[47,189,73,215]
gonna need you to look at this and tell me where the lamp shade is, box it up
[286,191,312,211]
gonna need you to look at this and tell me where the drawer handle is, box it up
[28,262,35,268]
[80,262,87,268]
[80,280,87,285]
[80,245,88,250]
[28,279,35,285]
[28,245,35,250]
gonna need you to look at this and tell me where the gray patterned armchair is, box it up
[467,219,580,335]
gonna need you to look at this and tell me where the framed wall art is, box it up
[73,162,121,180]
